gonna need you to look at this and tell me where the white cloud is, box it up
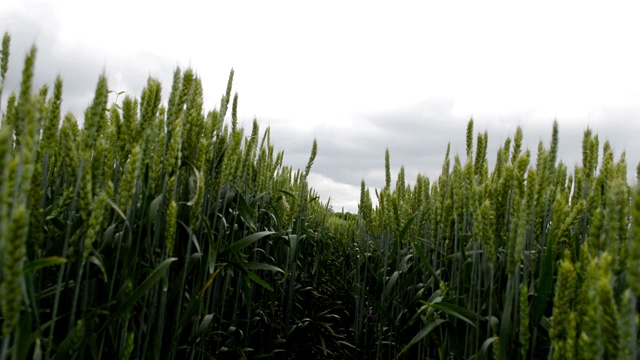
[307,173,360,213]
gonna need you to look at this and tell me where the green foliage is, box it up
[1,32,639,359]
[349,117,640,359]
[0,34,349,359]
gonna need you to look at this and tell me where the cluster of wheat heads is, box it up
[0,33,358,359]
[1,31,639,359]
[351,118,639,359]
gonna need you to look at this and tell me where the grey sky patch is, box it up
[1,6,178,122]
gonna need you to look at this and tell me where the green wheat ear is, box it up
[2,204,28,336]
[576,252,604,359]
[618,289,637,359]
[550,254,577,360]
[182,75,204,166]
[82,75,108,153]
[42,76,63,155]
[139,77,162,132]
[478,199,494,267]
[465,118,474,159]
[83,191,108,260]
[474,131,488,180]
[304,139,317,179]
[597,254,620,359]
[511,126,523,164]
[165,200,177,255]
[0,32,10,111]
[117,144,141,213]
[384,148,391,190]
[14,45,37,149]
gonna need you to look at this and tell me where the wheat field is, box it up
[0,32,639,359]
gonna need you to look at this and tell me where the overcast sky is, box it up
[2,1,640,212]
